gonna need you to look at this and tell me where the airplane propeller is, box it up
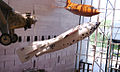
[24,6,37,31]
[32,4,37,36]
[32,4,37,25]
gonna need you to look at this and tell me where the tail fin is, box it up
[66,0,71,4]
[16,46,38,63]
[65,0,71,7]
[16,41,48,63]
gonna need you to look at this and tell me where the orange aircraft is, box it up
[64,0,100,17]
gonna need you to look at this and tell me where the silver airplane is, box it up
[17,22,100,63]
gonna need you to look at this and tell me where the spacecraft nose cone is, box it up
[89,22,100,29]
[95,9,100,15]
[92,22,100,26]
[96,22,101,26]
[97,11,100,15]
[94,22,100,29]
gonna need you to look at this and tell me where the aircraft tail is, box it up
[65,0,71,7]
[67,0,71,4]
[16,41,47,63]
[16,46,38,63]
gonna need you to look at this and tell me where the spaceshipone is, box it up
[17,22,100,63]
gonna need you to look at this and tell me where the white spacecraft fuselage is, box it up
[17,22,100,63]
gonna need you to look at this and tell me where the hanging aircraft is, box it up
[64,0,100,17]
[0,0,37,46]
[17,22,100,63]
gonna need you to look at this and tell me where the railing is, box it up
[79,62,92,72]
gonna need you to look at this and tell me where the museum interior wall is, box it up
[0,0,90,72]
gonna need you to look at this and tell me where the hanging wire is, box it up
[33,4,37,42]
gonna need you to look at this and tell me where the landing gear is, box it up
[0,29,19,46]
[9,29,18,43]
[0,33,18,46]
[0,33,12,46]
[11,34,18,43]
